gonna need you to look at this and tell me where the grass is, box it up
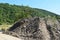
[0,24,12,30]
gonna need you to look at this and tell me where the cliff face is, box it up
[4,17,60,40]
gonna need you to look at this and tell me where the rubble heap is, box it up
[4,17,60,40]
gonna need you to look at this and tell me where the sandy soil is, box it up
[0,32,21,40]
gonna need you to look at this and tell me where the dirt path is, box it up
[39,19,50,40]
[0,32,21,40]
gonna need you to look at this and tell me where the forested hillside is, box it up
[0,3,60,25]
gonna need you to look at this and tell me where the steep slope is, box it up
[0,3,60,25]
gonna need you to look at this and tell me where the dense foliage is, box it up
[0,3,60,25]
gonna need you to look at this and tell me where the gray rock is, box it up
[4,17,60,40]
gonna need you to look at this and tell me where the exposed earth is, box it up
[0,32,21,40]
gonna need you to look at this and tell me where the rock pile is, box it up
[4,17,60,40]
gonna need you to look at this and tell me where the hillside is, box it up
[0,3,60,40]
[0,3,60,25]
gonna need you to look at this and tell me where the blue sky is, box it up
[0,0,60,15]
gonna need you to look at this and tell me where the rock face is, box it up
[4,17,60,40]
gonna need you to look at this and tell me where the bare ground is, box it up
[0,32,21,40]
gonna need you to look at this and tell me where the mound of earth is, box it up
[3,17,60,40]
